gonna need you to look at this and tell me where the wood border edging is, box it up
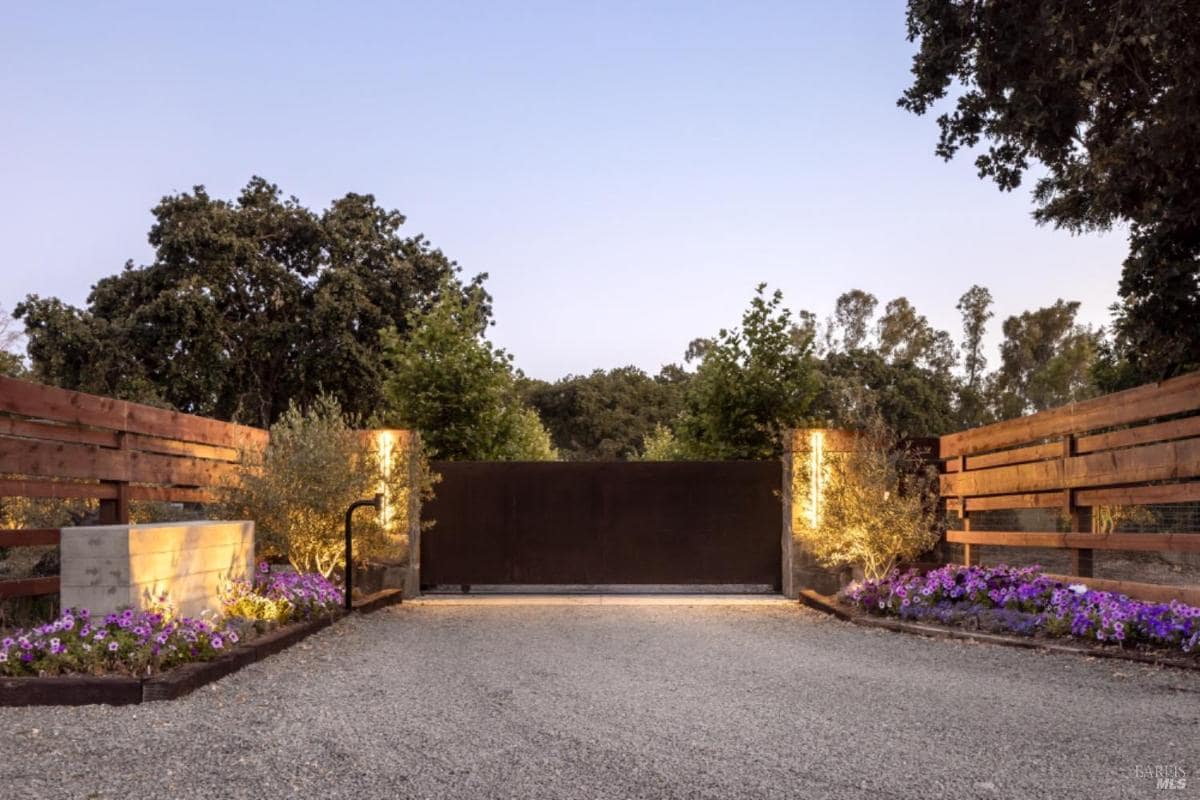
[0,591,404,707]
[796,592,1200,672]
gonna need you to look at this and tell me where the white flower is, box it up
[1068,583,1088,595]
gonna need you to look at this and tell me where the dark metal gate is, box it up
[421,461,782,588]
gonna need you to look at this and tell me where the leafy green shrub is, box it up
[381,282,557,460]
[675,284,818,460]
[637,423,684,461]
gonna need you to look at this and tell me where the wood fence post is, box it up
[1063,434,1093,577]
[98,431,131,524]
[958,455,974,566]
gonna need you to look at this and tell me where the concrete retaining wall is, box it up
[60,521,254,618]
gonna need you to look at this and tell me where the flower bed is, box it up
[0,566,343,678]
[840,564,1200,656]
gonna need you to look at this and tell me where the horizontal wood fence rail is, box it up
[945,530,1200,553]
[0,529,62,599]
[0,376,267,521]
[0,528,62,547]
[939,370,1200,586]
[0,377,269,603]
[0,576,60,600]
[1040,574,1200,608]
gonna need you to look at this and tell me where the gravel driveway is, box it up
[1,599,1196,799]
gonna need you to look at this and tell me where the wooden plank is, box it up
[0,435,237,487]
[127,485,218,504]
[0,416,118,448]
[946,492,1064,513]
[1075,481,1200,507]
[1042,574,1200,607]
[0,675,144,707]
[0,418,243,462]
[940,371,1200,457]
[1075,415,1200,456]
[944,441,1061,473]
[0,528,60,547]
[945,530,1200,553]
[126,434,241,463]
[0,576,59,599]
[943,413,1200,473]
[0,478,116,500]
[941,436,1200,497]
[0,376,268,449]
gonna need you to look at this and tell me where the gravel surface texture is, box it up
[1,601,1197,799]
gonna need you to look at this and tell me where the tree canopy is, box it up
[900,0,1200,378]
[16,177,486,427]
[520,366,688,460]
[674,285,819,460]
[991,300,1102,417]
[0,305,25,378]
[380,285,556,461]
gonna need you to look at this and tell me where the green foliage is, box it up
[955,285,994,428]
[829,290,877,352]
[15,177,486,426]
[814,290,959,437]
[815,349,958,438]
[381,286,556,461]
[793,416,942,582]
[991,300,1101,418]
[636,423,685,461]
[499,406,560,461]
[220,395,401,578]
[0,305,25,378]
[675,284,818,460]
[900,0,1200,376]
[520,366,688,460]
[875,297,956,374]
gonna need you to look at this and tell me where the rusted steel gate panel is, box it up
[422,461,782,587]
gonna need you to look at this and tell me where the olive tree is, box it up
[221,395,410,578]
[793,414,941,581]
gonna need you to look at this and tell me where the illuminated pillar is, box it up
[781,427,856,598]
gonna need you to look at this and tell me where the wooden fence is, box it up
[0,376,268,600]
[941,370,1200,603]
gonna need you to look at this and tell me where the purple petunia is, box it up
[841,564,1200,655]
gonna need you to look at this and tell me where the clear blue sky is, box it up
[0,1,1126,380]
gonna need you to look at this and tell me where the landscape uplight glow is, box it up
[375,430,394,529]
[808,429,825,528]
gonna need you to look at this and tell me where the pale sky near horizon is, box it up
[0,1,1128,381]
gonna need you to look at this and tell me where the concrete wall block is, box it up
[60,521,254,619]
[127,521,250,556]
[60,557,132,588]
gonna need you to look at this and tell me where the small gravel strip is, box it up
[0,602,1196,799]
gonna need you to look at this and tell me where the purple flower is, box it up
[107,641,119,652]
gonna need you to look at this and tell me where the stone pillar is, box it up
[360,429,422,596]
[781,428,857,598]
[402,432,423,598]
